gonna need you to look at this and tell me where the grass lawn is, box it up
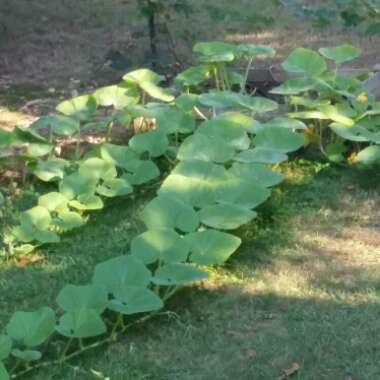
[2,159,380,380]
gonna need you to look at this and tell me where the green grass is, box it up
[2,160,380,379]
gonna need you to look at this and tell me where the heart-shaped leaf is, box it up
[6,307,55,347]
[94,84,140,109]
[57,284,108,313]
[59,171,98,200]
[229,163,283,187]
[100,144,139,169]
[198,203,256,230]
[93,256,151,293]
[69,194,104,211]
[129,130,169,157]
[175,65,211,87]
[79,158,117,181]
[56,309,106,338]
[140,195,199,233]
[96,177,133,197]
[33,158,68,182]
[235,148,288,164]
[108,287,163,315]
[20,206,51,231]
[270,77,317,95]
[31,115,79,136]
[319,44,360,64]
[53,211,84,230]
[185,230,241,265]
[357,145,380,165]
[193,41,240,63]
[282,48,327,77]
[56,95,97,121]
[152,263,208,285]
[38,192,68,212]
[122,160,160,185]
[131,228,189,264]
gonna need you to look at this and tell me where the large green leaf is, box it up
[59,171,98,200]
[6,307,55,347]
[175,65,211,87]
[108,287,163,315]
[79,158,117,181]
[33,158,68,182]
[53,211,84,230]
[38,192,68,212]
[122,160,160,185]
[185,230,241,265]
[56,95,97,121]
[235,148,288,164]
[56,309,106,338]
[270,77,317,95]
[208,112,259,133]
[152,263,208,285]
[229,163,283,187]
[69,194,104,211]
[282,48,327,77]
[156,109,195,134]
[319,44,360,64]
[139,81,175,102]
[140,195,199,233]
[129,130,169,157]
[96,177,133,198]
[94,84,140,109]
[198,119,250,150]
[93,256,151,293]
[100,143,139,169]
[216,174,271,208]
[238,44,275,57]
[198,203,256,230]
[329,123,371,142]
[253,127,305,153]
[193,41,239,63]
[177,133,235,163]
[0,336,11,360]
[57,284,108,313]
[159,160,228,208]
[20,206,51,230]
[131,229,189,264]
[31,115,79,136]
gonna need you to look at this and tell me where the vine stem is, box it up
[242,57,254,94]
[10,311,167,379]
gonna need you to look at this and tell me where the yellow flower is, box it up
[356,92,368,103]
[347,152,358,165]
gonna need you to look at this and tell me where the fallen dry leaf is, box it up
[16,254,45,268]
[280,362,300,379]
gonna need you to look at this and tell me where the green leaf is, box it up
[186,230,242,265]
[33,158,68,182]
[57,284,108,313]
[20,206,51,230]
[270,77,317,95]
[11,349,41,362]
[140,195,199,233]
[38,192,68,212]
[153,263,208,285]
[0,362,9,380]
[198,203,256,230]
[329,123,371,142]
[319,44,360,64]
[357,146,380,165]
[100,144,139,169]
[198,119,250,150]
[229,163,283,187]
[123,69,164,85]
[175,65,211,87]
[325,143,347,163]
[235,148,288,164]
[122,160,160,185]
[193,41,239,63]
[129,129,169,157]
[31,115,79,136]
[209,112,259,133]
[238,43,275,57]
[53,211,84,230]
[253,127,305,153]
[175,94,199,112]
[177,133,235,163]
[0,336,12,360]
[13,244,36,256]
[93,255,151,293]
[159,160,228,208]
[156,109,195,134]
[282,48,327,77]
[34,229,60,244]
[69,194,104,211]
[79,158,117,181]
[59,171,98,200]
[56,95,97,121]
[108,287,163,315]
[216,173,271,208]
[6,307,55,347]
[56,309,106,338]
[131,228,189,264]
[26,143,53,158]
[261,117,307,131]
[96,177,133,198]
[94,84,140,109]
[139,81,175,102]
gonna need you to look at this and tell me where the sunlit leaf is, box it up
[282,48,327,77]
[152,263,208,285]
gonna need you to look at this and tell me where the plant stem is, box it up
[242,57,254,94]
